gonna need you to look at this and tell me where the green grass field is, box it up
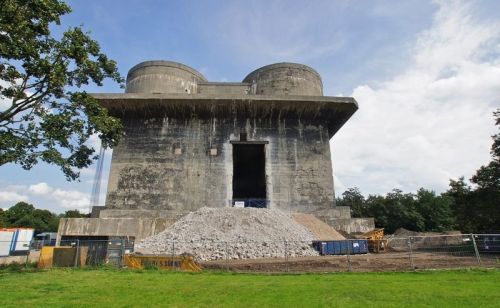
[0,268,498,307]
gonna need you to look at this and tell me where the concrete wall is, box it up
[126,61,323,97]
[126,61,207,94]
[243,63,323,96]
[0,251,39,265]
[197,82,250,95]
[105,115,335,215]
[57,218,174,242]
[327,218,375,234]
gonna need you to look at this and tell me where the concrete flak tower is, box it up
[57,60,374,242]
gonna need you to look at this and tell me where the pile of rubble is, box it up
[135,207,319,261]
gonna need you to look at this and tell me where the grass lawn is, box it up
[0,268,498,307]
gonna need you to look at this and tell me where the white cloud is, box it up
[52,189,91,210]
[332,0,500,195]
[87,133,102,149]
[0,191,29,203]
[0,80,13,112]
[1,182,91,212]
[28,182,54,195]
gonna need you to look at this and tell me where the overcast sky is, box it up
[1,0,499,213]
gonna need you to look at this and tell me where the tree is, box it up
[336,187,365,217]
[338,188,429,233]
[3,201,59,232]
[384,189,424,233]
[62,209,88,218]
[468,109,500,232]
[0,208,6,227]
[491,108,500,160]
[414,188,454,232]
[4,201,35,225]
[445,177,475,232]
[446,108,499,233]
[0,0,123,180]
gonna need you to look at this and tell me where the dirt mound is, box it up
[292,213,345,240]
[135,207,319,261]
[387,228,464,251]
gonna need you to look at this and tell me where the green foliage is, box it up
[2,201,87,232]
[343,188,454,233]
[0,208,6,227]
[491,109,500,160]
[446,109,500,233]
[3,201,59,232]
[336,187,365,217]
[414,188,454,232]
[0,0,123,180]
[445,177,476,233]
[4,201,35,226]
[62,209,88,218]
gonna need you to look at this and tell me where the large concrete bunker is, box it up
[58,60,374,242]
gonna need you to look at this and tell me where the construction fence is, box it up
[0,234,498,272]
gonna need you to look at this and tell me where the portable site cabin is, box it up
[0,228,34,256]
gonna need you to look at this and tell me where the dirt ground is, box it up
[201,251,500,273]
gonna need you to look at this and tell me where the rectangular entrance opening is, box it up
[232,144,266,207]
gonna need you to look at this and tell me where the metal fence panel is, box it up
[1,234,499,272]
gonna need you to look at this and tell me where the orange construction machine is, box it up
[360,228,387,253]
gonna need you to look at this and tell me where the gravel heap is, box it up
[135,207,319,261]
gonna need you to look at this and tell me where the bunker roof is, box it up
[92,60,358,138]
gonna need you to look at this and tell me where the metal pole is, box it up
[74,239,80,268]
[285,240,289,272]
[25,238,33,268]
[408,236,415,270]
[471,234,481,265]
[172,239,176,271]
[120,238,125,268]
[346,240,352,272]
[225,241,229,272]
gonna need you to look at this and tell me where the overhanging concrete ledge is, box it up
[56,218,175,243]
[91,93,358,137]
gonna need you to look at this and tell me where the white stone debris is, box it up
[135,207,319,261]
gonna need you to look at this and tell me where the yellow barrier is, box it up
[37,246,88,268]
[124,254,202,272]
[38,247,55,268]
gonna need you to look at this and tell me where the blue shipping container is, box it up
[313,240,368,255]
[350,240,368,254]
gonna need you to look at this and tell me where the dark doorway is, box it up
[232,144,266,205]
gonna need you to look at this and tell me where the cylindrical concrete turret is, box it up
[125,60,207,94]
[243,63,323,96]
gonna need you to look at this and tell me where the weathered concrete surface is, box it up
[75,61,373,237]
[0,251,39,265]
[305,206,351,219]
[93,93,358,138]
[90,206,105,218]
[126,61,207,94]
[104,115,335,213]
[243,63,323,96]
[98,209,189,219]
[326,218,376,234]
[197,82,250,95]
[56,218,174,243]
